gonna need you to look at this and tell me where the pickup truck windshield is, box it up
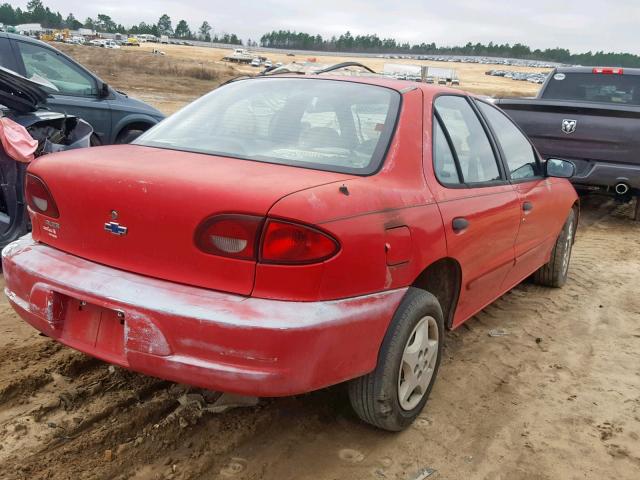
[542,73,640,105]
[136,78,400,175]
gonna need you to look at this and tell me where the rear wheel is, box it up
[348,288,444,431]
[533,208,576,287]
[116,128,145,144]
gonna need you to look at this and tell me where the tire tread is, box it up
[533,208,576,288]
[348,288,443,431]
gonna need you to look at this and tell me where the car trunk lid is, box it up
[28,145,351,295]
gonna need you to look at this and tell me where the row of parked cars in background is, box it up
[380,54,559,68]
[485,69,548,84]
[53,34,195,49]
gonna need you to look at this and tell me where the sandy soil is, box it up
[1,197,639,480]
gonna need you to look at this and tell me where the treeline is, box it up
[260,30,640,68]
[0,1,242,44]
[4,3,639,66]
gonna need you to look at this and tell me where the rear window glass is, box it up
[136,78,401,175]
[542,73,640,105]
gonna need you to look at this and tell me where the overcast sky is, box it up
[16,0,640,54]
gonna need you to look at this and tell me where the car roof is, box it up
[246,73,462,99]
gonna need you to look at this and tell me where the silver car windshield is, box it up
[135,78,401,175]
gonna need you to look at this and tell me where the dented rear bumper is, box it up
[2,236,405,396]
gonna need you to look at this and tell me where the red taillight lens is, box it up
[25,174,59,218]
[592,67,623,75]
[195,214,263,260]
[261,219,339,264]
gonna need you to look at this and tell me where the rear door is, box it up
[475,100,561,287]
[427,95,521,326]
[11,39,112,141]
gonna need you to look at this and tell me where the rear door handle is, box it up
[452,217,469,233]
[523,202,534,212]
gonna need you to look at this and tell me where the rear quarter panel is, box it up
[256,88,448,301]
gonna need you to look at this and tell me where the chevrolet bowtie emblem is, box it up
[104,221,128,236]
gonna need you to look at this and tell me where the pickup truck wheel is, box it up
[116,129,145,144]
[533,208,576,288]
[348,288,444,431]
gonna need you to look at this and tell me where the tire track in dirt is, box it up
[0,196,639,480]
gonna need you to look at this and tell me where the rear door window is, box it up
[15,41,97,96]
[433,120,461,185]
[477,101,541,180]
[434,95,502,184]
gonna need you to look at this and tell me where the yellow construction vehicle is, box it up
[40,29,70,42]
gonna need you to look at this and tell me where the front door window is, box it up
[16,41,97,97]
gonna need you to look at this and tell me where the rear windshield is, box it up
[542,72,640,105]
[135,78,401,175]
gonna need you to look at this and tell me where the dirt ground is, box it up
[0,196,639,480]
[54,43,546,115]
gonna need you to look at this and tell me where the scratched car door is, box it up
[425,95,521,327]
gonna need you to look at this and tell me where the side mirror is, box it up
[99,82,110,98]
[545,158,575,179]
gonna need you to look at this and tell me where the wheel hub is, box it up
[398,316,439,411]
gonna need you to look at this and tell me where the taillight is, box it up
[194,214,263,260]
[261,219,339,264]
[195,215,340,264]
[25,174,59,218]
[592,67,623,75]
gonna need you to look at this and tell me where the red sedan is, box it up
[3,76,578,431]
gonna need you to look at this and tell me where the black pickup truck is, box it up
[496,66,640,219]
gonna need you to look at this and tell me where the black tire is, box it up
[115,129,145,144]
[348,288,444,431]
[533,208,576,288]
[90,133,102,147]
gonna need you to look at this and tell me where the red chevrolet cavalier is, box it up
[3,76,578,430]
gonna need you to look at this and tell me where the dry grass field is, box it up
[55,42,547,115]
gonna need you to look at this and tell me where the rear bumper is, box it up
[2,236,406,396]
[568,158,640,191]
